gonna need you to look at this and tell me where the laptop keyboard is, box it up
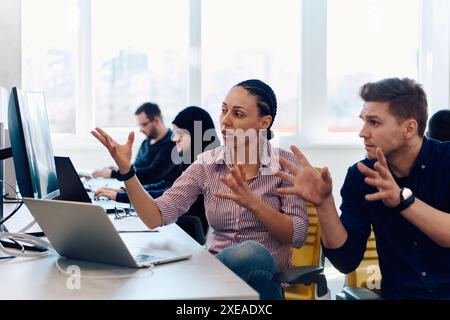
[87,192,130,213]
[135,254,165,267]
[135,254,163,262]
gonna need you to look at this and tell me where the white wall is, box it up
[0,0,21,197]
[0,0,21,91]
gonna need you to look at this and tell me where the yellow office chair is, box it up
[274,201,329,299]
[336,229,382,300]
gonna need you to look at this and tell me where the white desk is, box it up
[0,204,259,300]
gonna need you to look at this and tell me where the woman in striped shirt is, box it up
[92,79,308,299]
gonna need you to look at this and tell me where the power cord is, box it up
[0,179,23,228]
[0,239,47,252]
[3,195,23,204]
[0,201,24,227]
[0,232,54,258]
[0,180,50,258]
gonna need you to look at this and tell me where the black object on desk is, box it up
[0,239,48,252]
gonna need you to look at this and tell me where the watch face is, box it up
[402,188,413,200]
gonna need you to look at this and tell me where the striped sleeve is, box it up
[154,161,205,226]
[279,151,308,248]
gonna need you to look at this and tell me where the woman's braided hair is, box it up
[235,79,277,140]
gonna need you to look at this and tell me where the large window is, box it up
[327,0,420,132]
[92,0,189,128]
[202,0,301,134]
[21,0,449,142]
[22,0,79,133]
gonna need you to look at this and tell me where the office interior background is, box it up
[1,0,450,297]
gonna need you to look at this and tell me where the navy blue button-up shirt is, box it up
[323,137,450,299]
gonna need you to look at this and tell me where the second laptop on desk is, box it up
[54,156,130,213]
[23,198,192,268]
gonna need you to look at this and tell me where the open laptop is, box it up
[54,156,129,213]
[23,198,192,268]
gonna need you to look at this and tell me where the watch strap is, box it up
[116,166,136,181]
[393,187,415,212]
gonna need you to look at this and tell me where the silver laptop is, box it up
[23,198,192,268]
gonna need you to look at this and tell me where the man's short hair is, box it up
[359,78,428,137]
[428,109,450,142]
[134,102,162,121]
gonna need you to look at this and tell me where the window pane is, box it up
[22,0,78,134]
[327,0,420,132]
[202,0,300,134]
[92,0,189,127]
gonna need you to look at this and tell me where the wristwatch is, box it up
[116,166,136,181]
[393,187,415,212]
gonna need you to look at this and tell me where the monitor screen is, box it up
[8,88,60,199]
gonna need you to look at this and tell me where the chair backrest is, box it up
[346,229,381,292]
[177,214,206,245]
[284,202,322,300]
[177,195,208,245]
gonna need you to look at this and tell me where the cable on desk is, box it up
[0,184,48,257]
[3,196,23,204]
[0,201,24,228]
[0,179,24,228]
[0,256,15,260]
[0,232,54,258]
[0,179,44,238]
[0,239,47,252]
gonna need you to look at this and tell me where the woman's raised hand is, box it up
[91,127,134,173]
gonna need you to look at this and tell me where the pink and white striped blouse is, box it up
[154,140,308,271]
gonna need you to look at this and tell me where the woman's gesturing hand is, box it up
[91,127,134,173]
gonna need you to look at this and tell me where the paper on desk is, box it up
[108,215,159,233]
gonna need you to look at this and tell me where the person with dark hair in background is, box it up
[276,77,450,299]
[92,79,308,300]
[92,102,176,185]
[95,106,220,244]
[427,109,450,142]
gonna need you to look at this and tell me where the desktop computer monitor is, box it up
[7,87,59,200]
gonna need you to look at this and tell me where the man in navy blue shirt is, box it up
[93,102,176,185]
[276,78,450,299]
